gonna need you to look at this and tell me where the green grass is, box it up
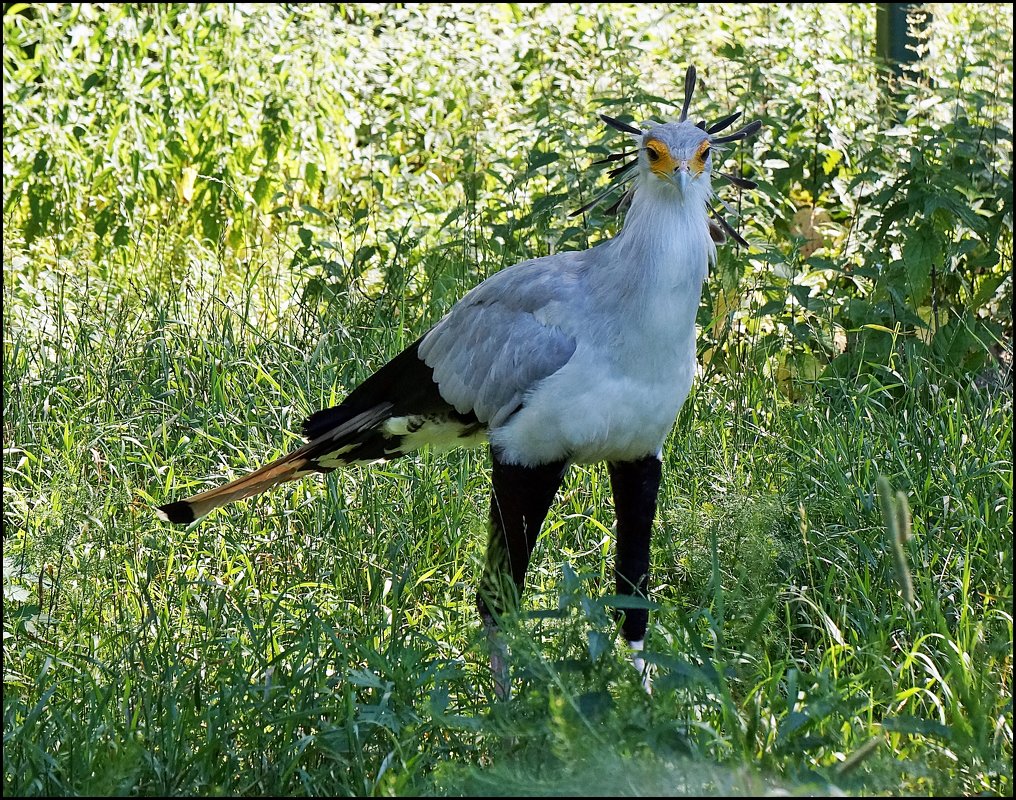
[4,245,1011,795]
[3,3,1013,796]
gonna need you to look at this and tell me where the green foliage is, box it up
[3,3,1013,797]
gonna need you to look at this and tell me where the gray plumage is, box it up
[419,257,578,428]
[155,64,762,698]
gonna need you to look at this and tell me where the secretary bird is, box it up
[157,66,760,696]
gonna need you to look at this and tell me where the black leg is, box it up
[477,450,568,625]
[607,454,662,644]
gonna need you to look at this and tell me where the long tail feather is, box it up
[156,404,393,524]
[156,449,315,524]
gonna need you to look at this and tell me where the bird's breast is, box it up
[490,285,701,466]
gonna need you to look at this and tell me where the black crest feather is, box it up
[679,65,697,122]
[575,65,762,247]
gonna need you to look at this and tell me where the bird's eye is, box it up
[646,147,661,163]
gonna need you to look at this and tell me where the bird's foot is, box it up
[629,639,652,695]
[485,621,511,700]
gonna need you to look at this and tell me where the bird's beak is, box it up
[674,165,690,194]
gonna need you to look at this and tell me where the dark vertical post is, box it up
[876,4,931,78]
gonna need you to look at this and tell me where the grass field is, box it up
[4,4,1013,796]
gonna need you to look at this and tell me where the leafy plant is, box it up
[3,3,1012,796]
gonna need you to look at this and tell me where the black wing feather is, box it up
[302,335,478,442]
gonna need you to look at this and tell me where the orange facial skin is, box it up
[645,137,711,177]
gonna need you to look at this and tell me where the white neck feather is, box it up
[603,175,714,303]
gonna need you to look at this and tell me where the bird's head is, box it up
[575,66,761,245]
[639,122,715,204]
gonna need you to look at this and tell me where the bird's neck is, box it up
[609,180,714,297]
